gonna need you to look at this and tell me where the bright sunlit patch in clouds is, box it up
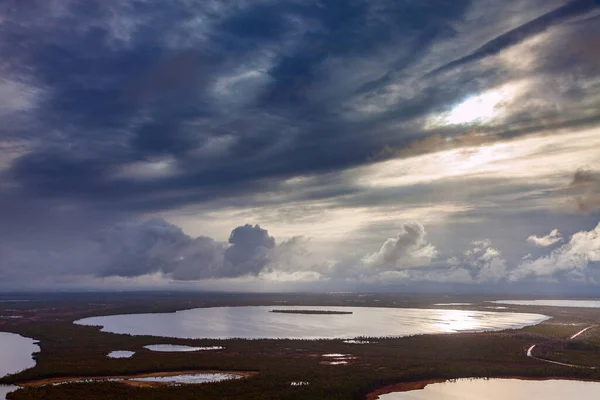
[429,83,523,127]
[356,126,600,189]
[445,91,504,125]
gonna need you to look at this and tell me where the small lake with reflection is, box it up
[144,345,224,352]
[107,351,135,359]
[76,306,548,340]
[378,378,600,399]
[46,372,241,386]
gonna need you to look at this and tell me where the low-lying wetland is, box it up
[1,292,600,399]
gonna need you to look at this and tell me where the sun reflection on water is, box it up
[434,309,481,333]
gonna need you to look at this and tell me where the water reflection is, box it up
[433,310,481,333]
[76,306,548,340]
[378,379,600,399]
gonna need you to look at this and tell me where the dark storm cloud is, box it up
[96,221,279,280]
[0,0,476,206]
[0,218,284,282]
[2,0,597,215]
[223,224,275,277]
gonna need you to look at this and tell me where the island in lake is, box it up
[269,309,353,315]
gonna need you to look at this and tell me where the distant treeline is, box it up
[269,310,353,315]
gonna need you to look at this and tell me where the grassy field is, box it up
[1,292,599,399]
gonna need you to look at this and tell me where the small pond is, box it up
[144,345,224,352]
[107,351,135,359]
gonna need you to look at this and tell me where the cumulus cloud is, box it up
[461,240,508,283]
[222,224,275,278]
[527,229,563,247]
[98,221,280,280]
[2,215,600,289]
[342,236,508,285]
[0,219,287,283]
[363,222,437,269]
[511,222,600,282]
[411,240,510,285]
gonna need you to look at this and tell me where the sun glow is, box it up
[445,91,504,125]
[429,84,521,127]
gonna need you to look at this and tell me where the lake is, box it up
[75,306,548,340]
[0,332,39,377]
[493,300,600,308]
[0,332,39,400]
[0,386,18,400]
[377,378,600,399]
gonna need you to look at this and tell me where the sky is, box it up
[0,0,599,292]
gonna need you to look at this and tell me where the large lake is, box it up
[378,378,600,399]
[76,306,548,340]
[493,300,600,308]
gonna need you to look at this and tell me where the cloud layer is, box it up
[0,0,599,290]
[2,217,599,290]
